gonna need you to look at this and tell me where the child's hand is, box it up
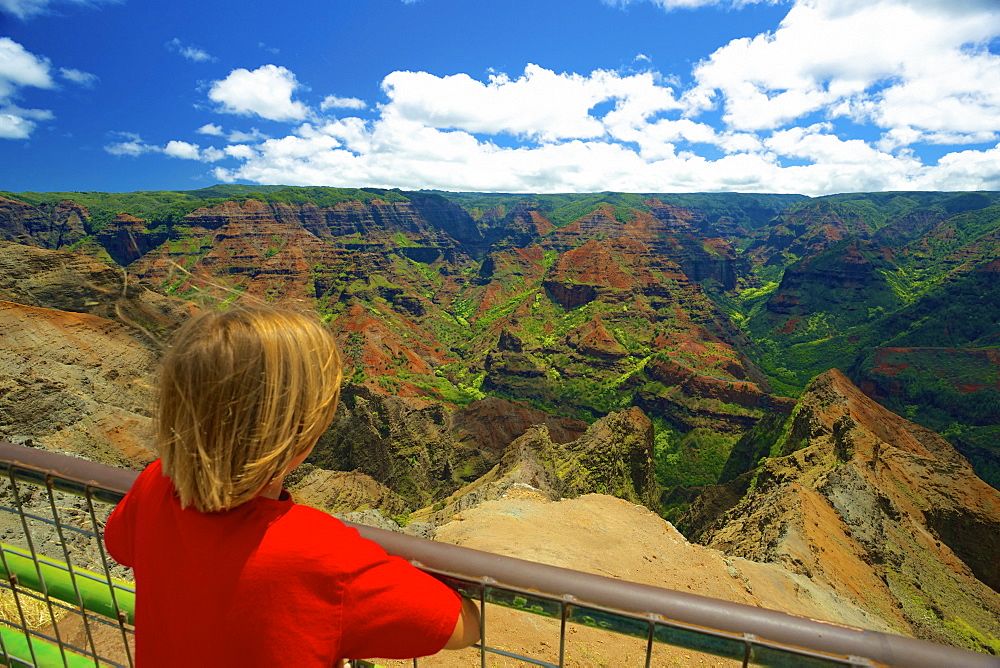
[336,660,351,668]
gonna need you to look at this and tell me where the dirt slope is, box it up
[375,490,896,667]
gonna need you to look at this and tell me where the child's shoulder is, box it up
[280,503,360,542]
[125,458,170,502]
[272,504,392,566]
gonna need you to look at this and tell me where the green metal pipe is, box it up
[0,624,96,667]
[0,543,134,623]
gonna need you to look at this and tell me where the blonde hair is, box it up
[157,306,342,512]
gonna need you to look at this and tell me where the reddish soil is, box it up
[779,317,799,334]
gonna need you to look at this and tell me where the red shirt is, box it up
[105,460,461,666]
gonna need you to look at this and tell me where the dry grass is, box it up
[0,586,70,630]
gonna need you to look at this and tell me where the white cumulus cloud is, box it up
[163,140,202,160]
[197,123,225,136]
[104,132,157,157]
[208,65,309,122]
[0,105,52,138]
[320,95,367,111]
[106,135,225,161]
[382,65,616,141]
[0,37,53,100]
[168,0,1000,195]
[0,37,56,139]
[687,0,1000,146]
[228,128,269,143]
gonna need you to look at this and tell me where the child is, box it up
[105,306,480,666]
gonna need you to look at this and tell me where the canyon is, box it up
[1,186,998,655]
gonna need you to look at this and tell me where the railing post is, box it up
[478,579,488,668]
[643,614,655,668]
[559,594,573,668]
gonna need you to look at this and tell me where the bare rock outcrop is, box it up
[413,406,659,523]
[308,386,473,508]
[0,241,195,466]
[0,196,87,250]
[94,213,164,266]
[309,384,659,516]
[0,301,157,467]
[286,465,409,518]
[449,396,587,455]
[0,240,194,345]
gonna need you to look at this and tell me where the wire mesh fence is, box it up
[0,441,995,668]
[0,450,133,667]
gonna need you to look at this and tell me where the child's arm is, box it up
[443,597,481,650]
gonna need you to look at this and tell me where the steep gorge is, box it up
[1,187,999,655]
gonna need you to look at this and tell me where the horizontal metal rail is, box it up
[0,441,997,667]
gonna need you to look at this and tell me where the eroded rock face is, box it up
[412,425,568,522]
[637,355,793,433]
[450,396,587,454]
[132,200,357,308]
[746,201,872,267]
[565,319,629,361]
[475,207,758,421]
[94,213,165,266]
[484,201,554,249]
[0,242,194,466]
[311,383,660,522]
[285,465,409,518]
[0,196,88,250]
[413,406,660,523]
[0,241,194,343]
[761,239,902,333]
[308,386,472,508]
[683,369,1000,653]
[307,385,658,515]
[561,406,658,508]
[0,301,158,467]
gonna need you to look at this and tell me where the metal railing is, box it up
[0,443,134,667]
[0,441,996,667]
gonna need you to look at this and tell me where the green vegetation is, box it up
[435,191,804,231]
[6,185,999,493]
[943,617,1000,655]
[1,185,411,232]
[717,193,1000,486]
[751,335,860,396]
[653,420,739,489]
[717,412,789,482]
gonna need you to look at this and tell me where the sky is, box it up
[1,0,999,196]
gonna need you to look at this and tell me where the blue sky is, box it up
[2,0,999,195]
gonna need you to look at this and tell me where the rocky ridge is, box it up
[378,491,898,667]
[0,301,157,467]
[681,369,1000,652]
[306,386,658,518]
[1,188,998,657]
[409,406,658,524]
[0,195,88,250]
